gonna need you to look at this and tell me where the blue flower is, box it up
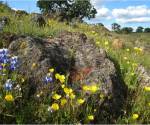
[44,73,53,84]
[10,56,18,71]
[0,49,9,64]
[4,79,13,90]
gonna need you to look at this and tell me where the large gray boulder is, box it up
[8,32,127,123]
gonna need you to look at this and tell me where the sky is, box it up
[2,0,150,30]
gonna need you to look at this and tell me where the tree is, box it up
[111,23,121,33]
[144,28,150,33]
[121,27,133,34]
[136,26,144,33]
[37,0,97,22]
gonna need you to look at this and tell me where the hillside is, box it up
[0,3,150,124]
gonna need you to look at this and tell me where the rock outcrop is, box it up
[8,32,127,123]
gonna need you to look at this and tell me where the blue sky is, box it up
[2,0,150,30]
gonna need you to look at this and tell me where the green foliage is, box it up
[37,0,97,22]
[121,27,133,34]
[136,26,144,33]
[144,27,150,33]
[111,23,121,33]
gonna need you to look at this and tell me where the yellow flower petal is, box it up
[49,68,54,73]
[51,103,59,111]
[77,98,85,105]
[5,94,14,102]
[52,93,61,100]
[88,115,94,120]
[132,114,139,120]
[61,98,67,106]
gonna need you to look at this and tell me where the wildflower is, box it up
[144,86,150,92]
[82,85,90,91]
[5,94,14,101]
[55,73,65,83]
[4,79,13,90]
[123,57,128,60]
[44,73,53,83]
[77,98,85,105]
[69,93,76,99]
[52,93,61,100]
[64,87,73,95]
[10,56,18,71]
[61,98,67,106]
[132,114,139,120]
[148,102,150,107]
[104,41,109,46]
[55,73,60,79]
[49,68,54,73]
[90,84,99,93]
[126,48,130,52]
[61,84,65,88]
[88,115,94,120]
[51,103,59,111]
[94,109,97,112]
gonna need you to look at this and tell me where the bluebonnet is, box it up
[4,79,13,90]
[10,56,18,71]
[0,49,9,64]
[44,73,53,84]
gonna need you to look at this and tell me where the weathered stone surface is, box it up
[8,32,127,123]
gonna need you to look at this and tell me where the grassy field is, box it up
[0,3,150,124]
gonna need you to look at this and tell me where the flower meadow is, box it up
[0,5,150,123]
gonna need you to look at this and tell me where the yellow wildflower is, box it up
[61,98,67,106]
[88,115,94,120]
[82,85,90,91]
[51,103,59,111]
[132,114,139,120]
[55,73,65,83]
[55,73,60,79]
[59,75,65,83]
[61,84,65,88]
[90,85,99,93]
[70,93,76,99]
[52,93,61,100]
[49,68,54,73]
[104,41,109,46]
[123,57,128,60]
[144,86,150,92]
[77,98,85,105]
[64,87,73,95]
[126,48,130,52]
[5,94,14,102]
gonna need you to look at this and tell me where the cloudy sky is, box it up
[2,0,150,30]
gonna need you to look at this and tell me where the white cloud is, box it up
[112,5,150,23]
[97,7,110,17]
[117,17,150,23]
[112,5,150,18]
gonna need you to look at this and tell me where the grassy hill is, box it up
[0,3,150,124]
